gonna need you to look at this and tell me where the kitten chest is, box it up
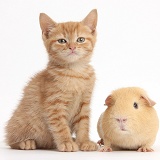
[57,74,94,93]
[46,68,95,119]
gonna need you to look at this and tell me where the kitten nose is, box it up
[116,118,127,123]
[69,45,76,51]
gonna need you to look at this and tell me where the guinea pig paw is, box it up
[137,147,154,152]
[99,146,112,152]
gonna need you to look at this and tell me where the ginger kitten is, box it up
[6,9,98,152]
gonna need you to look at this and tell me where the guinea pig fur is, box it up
[97,87,159,152]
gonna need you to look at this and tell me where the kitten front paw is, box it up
[57,141,79,152]
[137,146,154,152]
[78,141,98,151]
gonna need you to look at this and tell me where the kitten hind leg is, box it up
[10,139,36,150]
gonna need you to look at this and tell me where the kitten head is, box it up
[39,9,97,65]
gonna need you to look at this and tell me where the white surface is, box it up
[1,0,160,159]
[0,142,160,160]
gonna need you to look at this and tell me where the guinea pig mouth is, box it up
[120,128,127,131]
[119,125,127,131]
[115,118,128,132]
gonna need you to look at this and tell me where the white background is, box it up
[0,0,160,159]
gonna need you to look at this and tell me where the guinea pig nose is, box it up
[122,118,127,122]
[116,118,127,123]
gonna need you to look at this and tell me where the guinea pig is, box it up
[97,87,159,152]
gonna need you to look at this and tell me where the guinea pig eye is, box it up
[58,39,67,44]
[133,102,138,109]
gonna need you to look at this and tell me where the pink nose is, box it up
[116,118,127,123]
[69,46,76,51]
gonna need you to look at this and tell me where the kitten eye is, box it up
[58,39,67,44]
[133,102,138,109]
[77,37,85,43]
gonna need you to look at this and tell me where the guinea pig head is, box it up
[104,87,157,135]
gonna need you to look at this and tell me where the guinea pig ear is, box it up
[140,95,156,107]
[105,95,113,107]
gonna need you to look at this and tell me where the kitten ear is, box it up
[82,9,98,32]
[39,13,57,39]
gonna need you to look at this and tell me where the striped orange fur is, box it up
[5,9,98,152]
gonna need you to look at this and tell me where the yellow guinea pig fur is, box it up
[97,87,159,152]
